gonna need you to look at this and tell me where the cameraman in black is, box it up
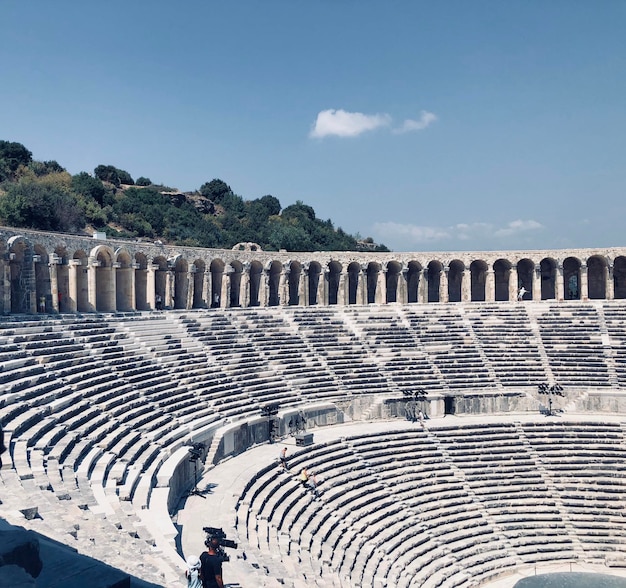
[199,535,223,588]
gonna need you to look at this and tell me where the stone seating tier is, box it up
[5,304,626,586]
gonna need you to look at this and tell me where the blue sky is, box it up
[1,1,625,252]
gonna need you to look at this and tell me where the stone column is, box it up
[439,267,449,303]
[419,268,428,304]
[357,265,367,305]
[398,268,408,304]
[580,263,588,300]
[533,265,542,301]
[186,264,196,309]
[49,254,60,313]
[375,266,386,304]
[221,267,232,308]
[337,270,347,306]
[279,269,289,306]
[241,263,251,307]
[147,264,158,309]
[607,263,614,301]
[2,256,11,313]
[509,265,518,302]
[461,269,471,302]
[87,257,99,312]
[130,262,139,310]
[318,269,327,306]
[111,262,121,311]
[556,263,564,301]
[301,265,309,306]
[68,259,80,312]
[485,269,495,302]
[203,269,212,308]
[165,268,175,309]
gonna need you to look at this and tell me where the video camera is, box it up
[203,526,238,562]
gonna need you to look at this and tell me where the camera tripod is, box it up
[186,454,205,499]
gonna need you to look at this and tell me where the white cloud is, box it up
[393,110,438,134]
[493,219,543,237]
[374,219,544,246]
[373,222,451,243]
[310,109,391,138]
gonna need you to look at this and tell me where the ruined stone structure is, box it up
[2,226,626,315]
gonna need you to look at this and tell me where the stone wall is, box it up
[2,226,626,314]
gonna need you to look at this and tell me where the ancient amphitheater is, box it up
[2,227,626,587]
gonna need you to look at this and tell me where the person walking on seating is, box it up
[300,467,310,488]
[308,471,320,498]
[280,447,288,470]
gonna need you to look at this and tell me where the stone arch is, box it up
[347,262,361,305]
[427,260,442,303]
[563,257,581,300]
[192,259,206,308]
[288,261,302,306]
[115,248,134,311]
[406,261,422,304]
[153,256,169,309]
[268,261,283,306]
[493,259,512,301]
[229,260,243,307]
[587,255,607,300]
[209,259,225,307]
[308,262,322,305]
[448,260,464,303]
[517,258,534,301]
[248,260,263,307]
[7,235,34,313]
[615,257,626,300]
[328,261,342,305]
[170,256,188,310]
[470,259,487,302]
[134,253,149,310]
[386,261,402,303]
[34,244,51,312]
[92,245,115,312]
[366,262,382,304]
[72,249,89,312]
[540,258,557,300]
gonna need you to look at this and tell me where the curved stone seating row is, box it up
[465,304,546,386]
[521,421,626,558]
[0,318,208,585]
[3,304,626,586]
[603,303,626,387]
[3,305,626,528]
[534,304,611,387]
[236,434,509,587]
[236,421,626,587]
[169,302,626,396]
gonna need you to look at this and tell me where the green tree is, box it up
[0,140,32,181]
[72,172,106,206]
[135,176,151,186]
[199,179,232,204]
[29,160,65,176]
[94,165,134,186]
[282,201,316,223]
[0,176,85,232]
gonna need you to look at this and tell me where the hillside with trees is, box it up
[0,140,389,252]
